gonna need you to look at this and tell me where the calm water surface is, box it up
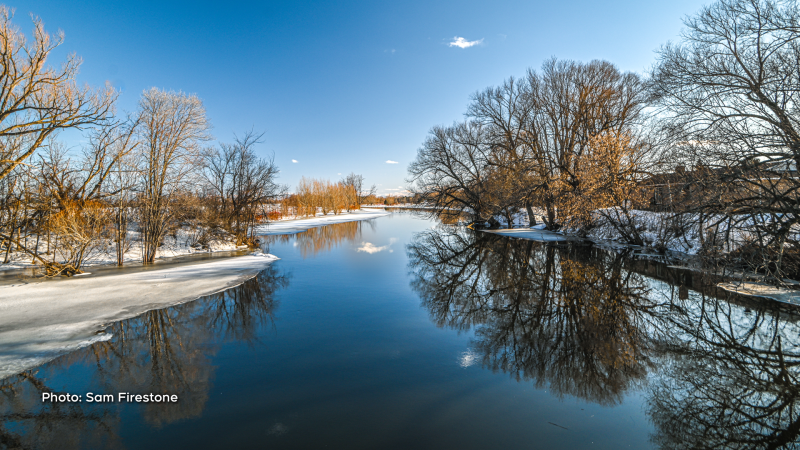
[2,213,800,449]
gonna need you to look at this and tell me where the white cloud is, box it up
[292,159,298,163]
[385,160,398,164]
[357,242,390,254]
[460,349,478,368]
[448,37,483,49]
[357,238,397,254]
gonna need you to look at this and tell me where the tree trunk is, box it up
[525,201,537,227]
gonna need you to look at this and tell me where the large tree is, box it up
[651,0,800,279]
[409,59,648,229]
[0,6,115,182]
[137,88,209,264]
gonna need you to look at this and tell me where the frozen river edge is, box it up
[0,210,390,380]
[0,253,280,379]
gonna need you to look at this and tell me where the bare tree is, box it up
[650,0,800,280]
[103,118,141,266]
[409,59,647,228]
[203,131,283,244]
[522,59,647,229]
[407,121,496,223]
[467,76,537,225]
[0,6,115,182]
[341,172,375,210]
[137,88,209,264]
[28,121,139,275]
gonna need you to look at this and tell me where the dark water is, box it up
[2,213,800,449]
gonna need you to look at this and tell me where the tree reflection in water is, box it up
[0,265,288,449]
[261,219,376,259]
[408,224,659,405]
[408,224,800,448]
[647,293,800,449]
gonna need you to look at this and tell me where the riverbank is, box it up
[254,209,388,235]
[482,215,800,306]
[0,252,278,379]
[0,209,389,272]
[0,209,390,379]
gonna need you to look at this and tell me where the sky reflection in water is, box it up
[2,213,800,449]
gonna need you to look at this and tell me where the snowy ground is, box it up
[0,228,247,272]
[718,281,800,305]
[254,209,388,235]
[0,253,278,379]
[482,207,799,257]
[482,226,569,242]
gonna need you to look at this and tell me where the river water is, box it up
[2,212,799,449]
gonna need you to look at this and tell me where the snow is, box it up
[254,210,389,235]
[0,227,248,272]
[0,253,278,379]
[0,210,389,272]
[481,207,796,257]
[482,228,569,242]
[717,281,800,305]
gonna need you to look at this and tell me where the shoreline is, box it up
[0,210,388,379]
[0,209,389,279]
[0,253,279,380]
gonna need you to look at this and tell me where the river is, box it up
[1,212,799,449]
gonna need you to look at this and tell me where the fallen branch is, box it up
[0,232,83,277]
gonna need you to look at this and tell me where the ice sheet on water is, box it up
[0,254,278,379]
[254,210,389,235]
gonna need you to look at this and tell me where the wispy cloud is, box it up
[292,159,298,163]
[386,160,398,164]
[448,36,483,49]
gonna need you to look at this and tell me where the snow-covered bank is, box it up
[254,210,388,235]
[718,281,800,305]
[482,227,570,242]
[0,209,390,272]
[0,253,278,379]
[482,207,797,257]
[0,227,248,272]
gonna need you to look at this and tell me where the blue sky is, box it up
[18,0,709,195]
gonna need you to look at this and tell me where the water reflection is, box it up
[260,219,376,258]
[408,224,800,448]
[408,225,658,405]
[647,293,800,449]
[0,266,288,449]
